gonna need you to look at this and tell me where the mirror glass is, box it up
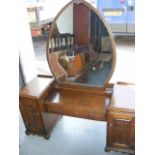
[47,1,115,87]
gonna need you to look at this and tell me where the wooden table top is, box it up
[19,76,54,99]
[109,84,135,112]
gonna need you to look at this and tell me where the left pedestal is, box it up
[19,76,61,139]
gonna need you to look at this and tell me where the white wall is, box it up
[56,4,73,34]
[0,0,31,154]
[88,0,97,8]
[42,0,71,20]
[19,0,37,83]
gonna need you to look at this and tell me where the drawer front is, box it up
[107,112,135,150]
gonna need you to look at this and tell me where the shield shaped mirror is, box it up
[46,0,116,88]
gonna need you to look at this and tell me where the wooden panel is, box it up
[19,102,44,133]
[73,3,90,45]
[106,84,135,154]
[107,112,134,149]
[19,77,61,138]
[44,89,110,121]
[42,112,62,135]
[130,118,135,150]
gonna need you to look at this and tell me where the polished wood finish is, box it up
[105,84,135,154]
[19,77,62,139]
[44,88,111,121]
[19,77,135,154]
[20,1,134,154]
[19,76,53,99]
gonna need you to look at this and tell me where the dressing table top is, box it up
[19,76,54,99]
[109,84,135,113]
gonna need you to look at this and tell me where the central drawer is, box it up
[43,90,110,121]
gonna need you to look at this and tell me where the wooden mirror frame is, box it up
[46,0,116,90]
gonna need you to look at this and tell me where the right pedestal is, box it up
[105,84,135,155]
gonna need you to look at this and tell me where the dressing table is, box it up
[19,0,135,154]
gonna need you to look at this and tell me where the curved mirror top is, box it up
[47,0,116,87]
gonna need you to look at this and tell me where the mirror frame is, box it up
[46,0,116,90]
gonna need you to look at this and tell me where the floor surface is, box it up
[20,116,128,155]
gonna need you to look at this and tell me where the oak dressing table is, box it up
[19,0,135,154]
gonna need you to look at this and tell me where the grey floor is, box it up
[19,116,128,155]
[19,36,134,155]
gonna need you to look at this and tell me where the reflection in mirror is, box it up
[48,2,114,87]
